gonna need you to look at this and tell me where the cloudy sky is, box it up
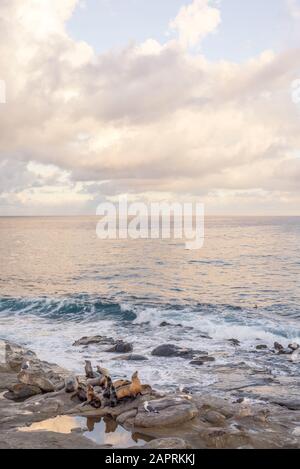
[0,0,300,215]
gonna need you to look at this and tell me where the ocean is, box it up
[0,216,299,391]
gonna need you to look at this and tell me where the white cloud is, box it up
[0,0,299,215]
[169,0,221,48]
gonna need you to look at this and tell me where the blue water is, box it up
[0,216,299,388]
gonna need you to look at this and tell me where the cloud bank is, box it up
[0,0,300,215]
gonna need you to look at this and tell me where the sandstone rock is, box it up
[256,345,268,350]
[105,341,133,353]
[73,336,114,346]
[116,409,138,424]
[5,383,41,400]
[0,340,36,372]
[151,344,202,359]
[143,438,192,449]
[18,370,55,393]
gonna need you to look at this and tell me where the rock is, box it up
[5,383,41,400]
[190,356,215,366]
[116,409,138,424]
[274,342,284,352]
[111,354,148,361]
[73,336,115,347]
[143,438,192,449]
[18,370,55,393]
[105,341,133,354]
[151,344,202,359]
[228,339,240,347]
[288,343,299,351]
[159,322,182,328]
[256,345,268,350]
[203,410,226,426]
[159,322,171,327]
[134,397,198,428]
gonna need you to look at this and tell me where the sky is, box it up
[0,0,300,215]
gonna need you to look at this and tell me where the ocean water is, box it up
[0,216,299,390]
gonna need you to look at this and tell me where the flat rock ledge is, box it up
[1,339,300,450]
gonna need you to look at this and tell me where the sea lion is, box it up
[86,384,102,408]
[103,376,118,407]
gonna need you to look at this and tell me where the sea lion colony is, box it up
[72,360,144,409]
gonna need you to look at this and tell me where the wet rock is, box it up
[65,376,78,393]
[143,438,192,449]
[190,356,215,366]
[203,410,226,426]
[256,345,268,350]
[288,343,299,351]
[111,354,148,361]
[274,342,284,352]
[73,336,114,347]
[0,340,36,372]
[18,370,55,393]
[228,339,240,347]
[105,341,133,354]
[134,397,198,428]
[5,383,41,400]
[151,344,202,359]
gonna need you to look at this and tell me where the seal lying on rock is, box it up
[116,371,142,400]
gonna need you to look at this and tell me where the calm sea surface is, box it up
[0,216,299,389]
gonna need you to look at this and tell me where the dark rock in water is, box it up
[190,356,215,366]
[288,343,299,351]
[5,383,42,400]
[142,438,192,449]
[256,345,268,350]
[111,354,148,361]
[151,344,202,359]
[105,340,133,354]
[274,342,284,352]
[228,339,240,347]
[73,336,115,347]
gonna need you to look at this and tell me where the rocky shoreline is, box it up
[0,338,300,449]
